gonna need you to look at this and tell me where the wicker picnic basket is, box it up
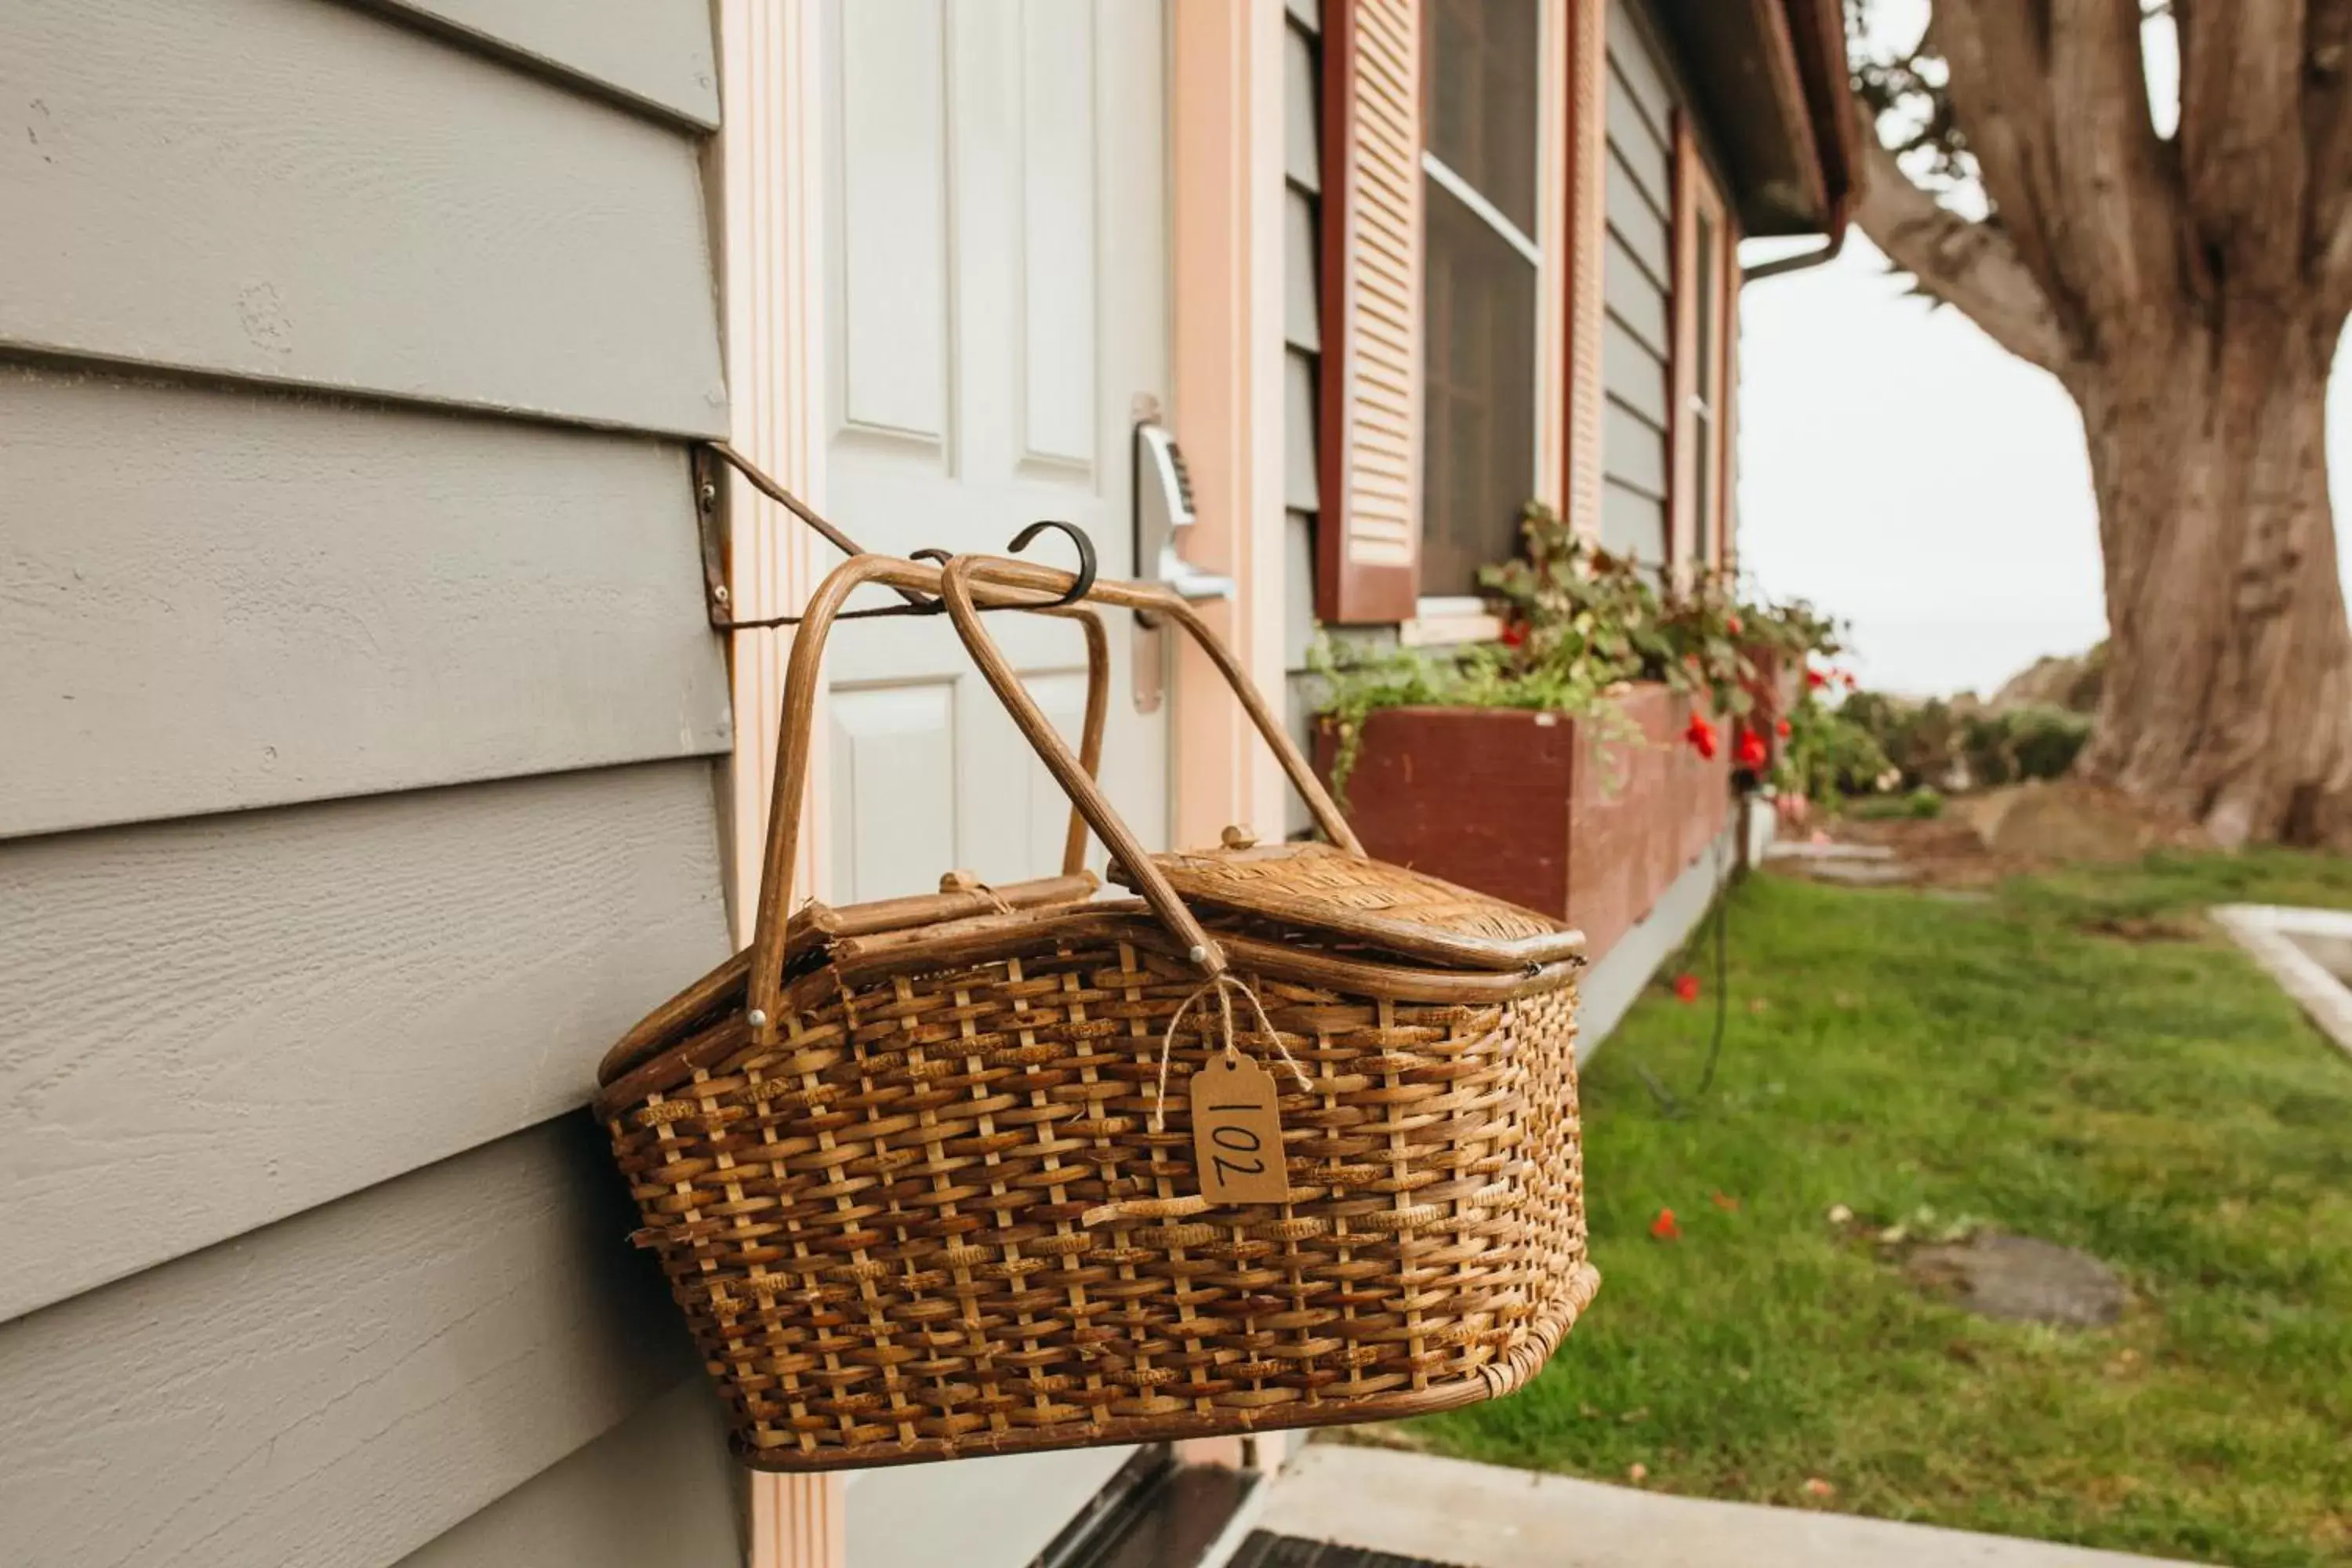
[594,550,1598,1470]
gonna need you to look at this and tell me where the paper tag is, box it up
[1191,1053,1289,1205]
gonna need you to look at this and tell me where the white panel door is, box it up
[823,0,1168,907]
[821,2,1170,1562]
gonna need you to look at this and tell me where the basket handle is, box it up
[931,554,1363,858]
[743,553,1114,1037]
[937,554,1229,976]
[934,553,1367,978]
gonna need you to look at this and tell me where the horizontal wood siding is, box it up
[0,366,731,840]
[376,0,721,126]
[0,0,733,1559]
[0,0,727,435]
[1286,4,1324,835]
[395,1380,742,1568]
[1600,0,1675,568]
[0,1117,707,1568]
[0,759,728,1322]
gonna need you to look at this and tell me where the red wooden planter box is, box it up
[1312,684,1731,962]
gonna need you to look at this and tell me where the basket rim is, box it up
[592,904,1582,1115]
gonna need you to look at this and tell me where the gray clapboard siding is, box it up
[1602,476,1668,561]
[1602,313,1670,426]
[1284,22,1320,192]
[1608,0,1677,134]
[0,365,731,840]
[1284,5,1323,840]
[1286,349,1321,512]
[0,759,729,1323]
[0,1115,701,1568]
[0,0,726,435]
[1602,399,1669,496]
[1605,150,1672,276]
[376,0,720,128]
[1286,188,1322,354]
[1601,0,1676,568]
[396,1380,742,1568]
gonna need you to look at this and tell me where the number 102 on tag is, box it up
[1190,1054,1290,1205]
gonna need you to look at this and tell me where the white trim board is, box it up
[2212,903,2352,1062]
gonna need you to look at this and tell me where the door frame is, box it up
[711,2,1293,1563]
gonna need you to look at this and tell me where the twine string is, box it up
[1149,971,1312,1133]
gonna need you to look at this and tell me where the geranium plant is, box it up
[1312,500,1865,804]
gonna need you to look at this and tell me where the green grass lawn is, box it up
[1408,851,2352,1566]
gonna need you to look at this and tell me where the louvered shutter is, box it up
[1316,0,1423,624]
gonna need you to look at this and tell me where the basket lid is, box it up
[1110,830,1583,972]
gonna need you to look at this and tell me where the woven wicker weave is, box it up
[595,552,1596,1471]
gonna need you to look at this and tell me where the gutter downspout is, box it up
[1740,192,1849,283]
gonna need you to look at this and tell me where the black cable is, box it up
[1632,813,1737,1119]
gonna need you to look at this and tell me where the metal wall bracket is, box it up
[688,441,1098,633]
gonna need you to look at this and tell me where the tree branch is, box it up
[2304,0,2352,307]
[2044,0,2189,328]
[1852,129,2079,376]
[1929,2,2076,318]
[2179,0,2310,299]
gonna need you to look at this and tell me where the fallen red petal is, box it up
[1650,1207,1681,1240]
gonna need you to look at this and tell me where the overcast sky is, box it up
[1732,1,2352,699]
[1734,241,2352,702]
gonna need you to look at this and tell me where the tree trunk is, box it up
[2071,307,2352,848]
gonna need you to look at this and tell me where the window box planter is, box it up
[1313,683,1731,963]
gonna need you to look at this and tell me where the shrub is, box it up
[1960,706,2092,787]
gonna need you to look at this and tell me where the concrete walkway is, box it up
[1249,1446,2190,1568]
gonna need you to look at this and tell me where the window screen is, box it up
[1419,0,1542,597]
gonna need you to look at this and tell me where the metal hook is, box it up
[1004,519,1097,608]
[694,436,1103,631]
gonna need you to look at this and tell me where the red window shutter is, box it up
[1317,0,1423,624]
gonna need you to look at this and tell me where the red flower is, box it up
[1734,727,1768,771]
[1650,1207,1682,1241]
[1683,713,1718,760]
[1500,620,1526,648]
[1842,670,1859,690]
[1806,668,1829,690]
[1777,717,1792,739]
[1725,612,1743,636]
[1671,972,1700,1004]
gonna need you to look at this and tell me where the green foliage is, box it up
[1777,695,1894,805]
[1409,853,2352,1566]
[1311,500,1856,802]
[1307,635,1628,809]
[1841,695,2092,793]
[1848,786,1950,822]
[1968,706,2095,787]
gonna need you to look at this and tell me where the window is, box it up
[1419,0,1544,597]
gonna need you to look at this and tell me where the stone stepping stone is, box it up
[1907,1234,2126,1328]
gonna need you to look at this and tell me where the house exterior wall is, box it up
[1290,0,1766,981]
[0,2,741,1563]
[1601,0,1679,568]
[1283,0,1327,841]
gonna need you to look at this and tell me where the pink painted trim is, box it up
[1535,0,1573,514]
[1170,0,1290,848]
[716,2,844,1563]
